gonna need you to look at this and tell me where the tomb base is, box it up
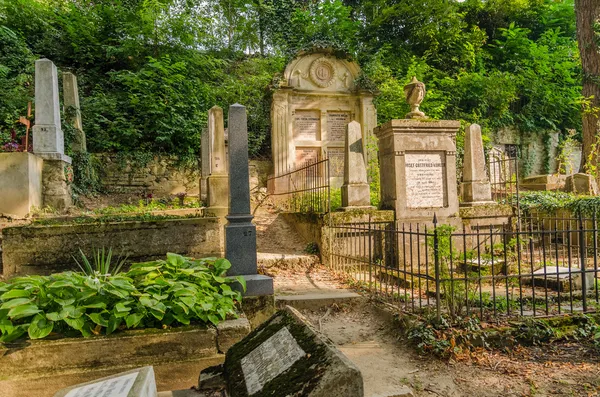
[341,183,371,209]
[42,159,72,211]
[460,180,494,206]
[207,174,229,216]
[0,153,43,218]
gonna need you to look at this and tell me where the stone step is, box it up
[257,252,320,269]
[276,291,362,310]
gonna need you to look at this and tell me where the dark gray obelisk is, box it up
[225,104,273,296]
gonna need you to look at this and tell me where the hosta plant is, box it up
[0,253,245,343]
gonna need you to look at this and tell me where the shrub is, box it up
[0,253,245,343]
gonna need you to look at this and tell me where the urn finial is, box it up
[404,76,426,119]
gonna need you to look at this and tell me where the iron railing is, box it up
[267,158,330,213]
[487,156,519,205]
[329,212,600,321]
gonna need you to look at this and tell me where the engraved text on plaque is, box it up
[405,152,446,208]
[294,110,320,141]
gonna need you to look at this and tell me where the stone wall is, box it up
[0,153,43,218]
[2,217,223,276]
[93,153,271,198]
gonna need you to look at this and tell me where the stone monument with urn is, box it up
[375,77,460,223]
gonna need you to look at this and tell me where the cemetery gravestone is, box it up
[270,50,376,193]
[341,121,372,209]
[460,124,493,206]
[207,105,229,216]
[225,104,273,296]
[32,58,72,210]
[198,306,364,397]
[63,72,86,152]
[53,366,157,397]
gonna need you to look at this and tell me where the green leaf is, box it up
[213,258,231,275]
[0,318,14,335]
[46,312,66,321]
[207,314,219,325]
[8,304,40,320]
[60,305,85,319]
[28,314,54,339]
[172,312,190,325]
[0,289,32,300]
[83,302,107,309]
[64,317,86,331]
[88,312,109,327]
[47,280,75,289]
[125,313,144,328]
[115,302,131,313]
[54,297,76,306]
[234,276,247,293]
[107,316,122,334]
[0,326,26,343]
[0,298,32,310]
[166,253,186,267]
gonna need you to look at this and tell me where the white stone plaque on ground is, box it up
[328,147,344,177]
[294,110,321,140]
[296,147,320,167]
[241,326,306,395]
[327,112,350,142]
[405,152,446,208]
[53,366,157,397]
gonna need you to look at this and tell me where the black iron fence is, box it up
[266,158,330,213]
[487,155,519,205]
[329,212,600,321]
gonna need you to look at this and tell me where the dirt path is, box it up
[254,205,308,255]
[299,301,600,397]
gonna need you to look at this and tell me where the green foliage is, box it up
[0,0,582,160]
[73,248,126,280]
[518,191,600,217]
[0,253,244,343]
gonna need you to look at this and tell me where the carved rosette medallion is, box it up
[309,57,336,88]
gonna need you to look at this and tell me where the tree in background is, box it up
[575,0,600,176]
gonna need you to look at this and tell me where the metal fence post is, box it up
[433,214,441,323]
[579,211,588,312]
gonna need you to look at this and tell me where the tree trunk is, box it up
[576,0,600,175]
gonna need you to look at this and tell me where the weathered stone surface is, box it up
[53,366,157,397]
[521,174,566,191]
[461,124,493,205]
[32,59,64,156]
[270,51,376,193]
[2,217,222,276]
[0,153,43,218]
[241,295,276,330]
[42,159,72,211]
[341,121,372,209]
[374,119,460,222]
[524,266,594,292]
[207,306,363,397]
[564,173,599,195]
[217,318,252,353]
[63,72,86,152]
[1,326,218,380]
[207,106,229,215]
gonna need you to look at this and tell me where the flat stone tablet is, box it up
[53,366,157,397]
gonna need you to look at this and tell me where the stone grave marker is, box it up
[197,306,364,397]
[341,121,372,210]
[53,366,157,397]
[63,72,86,152]
[460,123,493,206]
[206,105,229,216]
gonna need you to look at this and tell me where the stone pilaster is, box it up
[225,104,273,296]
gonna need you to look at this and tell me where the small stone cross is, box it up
[18,102,32,151]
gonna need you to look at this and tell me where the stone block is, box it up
[521,174,566,191]
[461,124,493,205]
[205,306,363,396]
[524,266,594,292]
[216,318,252,353]
[42,159,72,211]
[53,366,157,397]
[0,153,43,218]
[341,183,372,209]
[564,173,599,195]
[241,295,276,330]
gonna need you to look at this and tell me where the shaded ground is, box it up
[300,300,600,397]
[254,205,307,255]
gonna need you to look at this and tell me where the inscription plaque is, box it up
[296,147,320,167]
[294,110,320,140]
[327,147,344,177]
[64,372,138,397]
[327,112,350,142]
[241,326,305,395]
[405,152,446,208]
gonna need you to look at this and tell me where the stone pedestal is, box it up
[42,159,72,211]
[63,72,86,152]
[460,124,493,206]
[341,121,372,210]
[374,119,460,222]
[0,153,43,218]
[564,173,599,195]
[225,104,273,296]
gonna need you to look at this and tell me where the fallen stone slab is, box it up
[197,306,364,396]
[524,266,595,292]
[276,291,362,309]
[53,366,157,397]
